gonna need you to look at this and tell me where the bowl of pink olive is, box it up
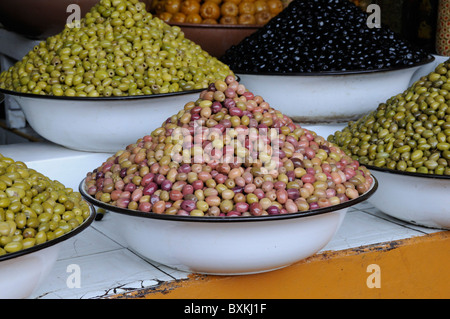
[79,76,378,275]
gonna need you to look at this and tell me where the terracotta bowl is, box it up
[0,0,153,39]
[169,22,261,58]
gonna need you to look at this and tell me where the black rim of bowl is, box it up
[0,204,96,262]
[79,176,378,223]
[0,75,241,100]
[0,87,203,101]
[233,54,435,76]
[365,164,450,180]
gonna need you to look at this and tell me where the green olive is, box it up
[4,241,23,253]
[0,0,233,96]
[328,60,450,176]
[0,154,91,256]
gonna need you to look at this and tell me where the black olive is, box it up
[220,0,428,73]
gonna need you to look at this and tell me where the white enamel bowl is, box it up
[0,204,95,299]
[80,178,377,275]
[367,166,450,230]
[0,89,201,153]
[236,56,435,124]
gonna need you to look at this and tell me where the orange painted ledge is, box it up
[113,231,450,299]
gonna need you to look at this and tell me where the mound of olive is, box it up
[0,0,233,96]
[220,0,428,73]
[153,0,284,25]
[85,76,373,217]
[328,61,450,176]
[0,155,91,256]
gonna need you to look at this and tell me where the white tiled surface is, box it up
[0,142,442,299]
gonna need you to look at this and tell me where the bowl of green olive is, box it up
[328,59,450,229]
[0,154,96,299]
[0,0,154,39]
[0,0,235,153]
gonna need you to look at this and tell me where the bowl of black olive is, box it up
[220,0,434,125]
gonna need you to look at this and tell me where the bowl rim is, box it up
[232,54,435,76]
[0,87,203,101]
[0,204,96,262]
[169,22,263,29]
[365,164,450,180]
[78,175,378,223]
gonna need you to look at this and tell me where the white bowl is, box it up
[302,122,347,141]
[367,166,450,230]
[236,56,435,124]
[79,178,377,275]
[407,54,450,87]
[0,204,95,299]
[0,89,201,153]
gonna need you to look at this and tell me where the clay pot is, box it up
[169,22,260,58]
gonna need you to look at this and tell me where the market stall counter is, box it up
[0,142,448,299]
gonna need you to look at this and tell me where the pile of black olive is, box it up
[220,0,429,73]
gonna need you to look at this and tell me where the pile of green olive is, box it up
[0,0,233,96]
[85,76,374,216]
[328,61,450,176]
[0,154,91,256]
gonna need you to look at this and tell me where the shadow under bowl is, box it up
[0,0,153,39]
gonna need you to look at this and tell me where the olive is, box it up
[0,0,233,96]
[221,0,428,73]
[84,75,373,216]
[0,154,91,256]
[328,61,450,176]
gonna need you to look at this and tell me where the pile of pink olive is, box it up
[84,76,374,217]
